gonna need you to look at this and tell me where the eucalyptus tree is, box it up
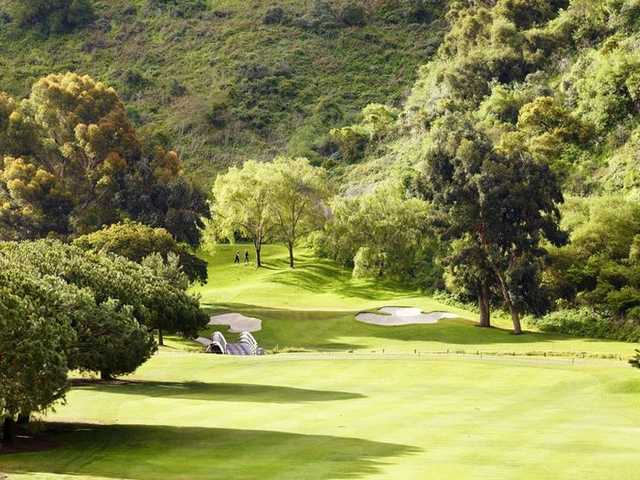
[418,113,567,334]
[0,73,207,244]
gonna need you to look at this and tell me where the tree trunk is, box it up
[509,305,523,335]
[17,412,30,425]
[255,245,262,268]
[496,272,522,335]
[478,282,491,328]
[2,417,15,445]
[101,371,113,381]
[158,327,164,346]
[288,242,295,268]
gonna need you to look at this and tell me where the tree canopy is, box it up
[269,157,329,268]
[417,113,567,333]
[74,222,208,284]
[211,157,329,267]
[0,73,208,245]
[0,238,211,443]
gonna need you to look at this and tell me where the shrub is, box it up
[264,6,285,25]
[10,0,95,33]
[533,307,640,342]
[353,247,386,278]
[630,349,640,369]
[146,0,208,17]
[339,3,366,26]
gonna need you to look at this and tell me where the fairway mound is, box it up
[209,313,262,333]
[356,307,459,326]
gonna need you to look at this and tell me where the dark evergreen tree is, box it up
[417,113,567,334]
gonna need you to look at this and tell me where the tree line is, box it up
[309,0,640,343]
[0,72,210,446]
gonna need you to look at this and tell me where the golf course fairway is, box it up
[2,246,639,479]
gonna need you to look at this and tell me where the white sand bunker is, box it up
[209,313,262,332]
[356,307,459,326]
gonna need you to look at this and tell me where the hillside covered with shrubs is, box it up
[0,0,445,186]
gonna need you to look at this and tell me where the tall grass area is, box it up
[194,245,638,358]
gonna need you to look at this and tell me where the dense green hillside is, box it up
[0,0,445,186]
[345,0,640,195]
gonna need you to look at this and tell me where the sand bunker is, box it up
[209,313,262,332]
[356,307,458,326]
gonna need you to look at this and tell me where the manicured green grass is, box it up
[195,245,638,358]
[3,353,640,479]
[3,245,640,479]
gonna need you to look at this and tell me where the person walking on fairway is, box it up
[244,250,250,265]
[234,251,240,264]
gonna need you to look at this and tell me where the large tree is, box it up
[0,73,207,244]
[317,183,436,283]
[270,157,329,268]
[418,113,567,333]
[211,160,274,267]
[0,260,76,444]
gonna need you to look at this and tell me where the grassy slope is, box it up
[195,244,638,357]
[3,247,640,479]
[0,0,441,186]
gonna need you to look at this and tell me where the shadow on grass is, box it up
[1,423,420,480]
[269,256,417,301]
[201,303,594,350]
[74,380,364,403]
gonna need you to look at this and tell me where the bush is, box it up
[264,7,285,25]
[10,0,95,33]
[339,3,366,26]
[353,247,386,278]
[630,349,640,369]
[533,307,640,342]
[146,0,208,17]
